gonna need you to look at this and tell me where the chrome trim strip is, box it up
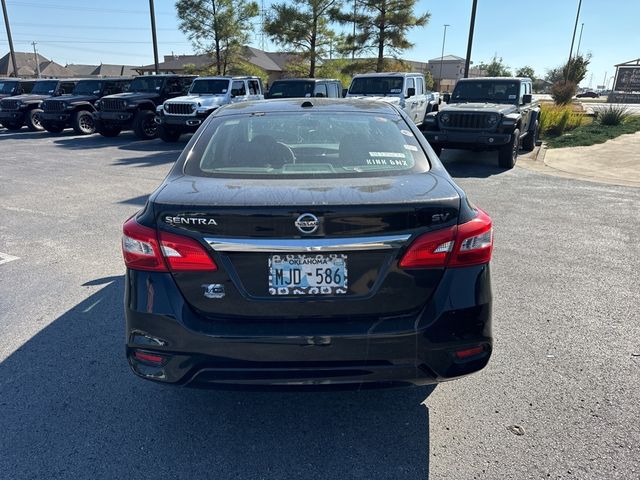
[204,234,412,253]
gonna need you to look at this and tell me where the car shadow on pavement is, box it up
[439,149,509,179]
[0,130,67,140]
[0,276,433,479]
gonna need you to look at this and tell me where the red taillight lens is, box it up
[122,217,166,271]
[398,226,456,268]
[399,208,493,268]
[133,350,164,364]
[122,217,217,272]
[158,230,217,271]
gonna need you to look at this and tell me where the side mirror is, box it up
[264,92,271,99]
[406,87,415,98]
[522,94,532,104]
[443,93,451,103]
[342,88,348,98]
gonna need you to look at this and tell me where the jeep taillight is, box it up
[399,209,493,268]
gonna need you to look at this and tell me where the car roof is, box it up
[457,77,532,82]
[217,98,400,116]
[352,72,423,78]
[75,77,133,82]
[271,78,340,83]
[196,76,261,80]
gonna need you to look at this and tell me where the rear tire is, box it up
[158,124,181,142]
[97,123,121,137]
[73,110,96,135]
[26,108,44,131]
[498,128,520,169]
[522,121,538,152]
[133,110,158,140]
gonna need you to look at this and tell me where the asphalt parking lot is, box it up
[0,129,638,479]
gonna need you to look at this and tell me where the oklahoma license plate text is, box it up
[268,254,348,295]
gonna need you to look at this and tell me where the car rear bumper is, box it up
[125,265,492,389]
[424,130,511,149]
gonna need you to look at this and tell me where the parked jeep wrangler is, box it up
[265,78,342,99]
[423,77,540,168]
[40,78,131,135]
[346,72,435,127]
[0,78,36,100]
[95,75,195,140]
[0,79,78,131]
[156,76,263,142]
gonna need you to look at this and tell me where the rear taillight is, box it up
[399,208,493,268]
[122,217,217,272]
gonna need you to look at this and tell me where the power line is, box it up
[11,21,175,31]
[6,1,174,15]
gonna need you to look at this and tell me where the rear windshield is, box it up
[349,77,404,96]
[190,79,230,95]
[31,81,58,95]
[0,81,18,94]
[268,81,314,98]
[185,111,429,178]
[72,80,103,95]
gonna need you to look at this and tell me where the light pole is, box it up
[464,0,478,78]
[32,41,41,78]
[576,22,584,57]
[565,0,582,81]
[149,0,159,75]
[1,0,18,77]
[439,24,450,92]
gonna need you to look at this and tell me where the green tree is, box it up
[477,55,511,77]
[563,54,591,84]
[265,0,341,78]
[545,66,564,84]
[515,65,535,79]
[337,0,430,72]
[176,0,259,75]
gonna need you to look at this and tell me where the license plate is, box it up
[268,254,348,295]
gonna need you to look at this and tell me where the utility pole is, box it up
[149,0,159,74]
[565,0,582,80]
[1,0,18,77]
[464,0,478,78]
[438,24,450,91]
[32,41,41,78]
[576,22,584,57]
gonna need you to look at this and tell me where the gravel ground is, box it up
[0,129,638,479]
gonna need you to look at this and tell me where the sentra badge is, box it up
[165,216,218,226]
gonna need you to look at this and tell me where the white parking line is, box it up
[0,252,20,265]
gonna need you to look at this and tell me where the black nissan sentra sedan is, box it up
[122,98,493,388]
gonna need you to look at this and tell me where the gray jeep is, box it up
[423,77,540,168]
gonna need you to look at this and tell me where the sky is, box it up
[1,0,639,88]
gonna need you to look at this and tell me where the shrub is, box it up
[551,80,576,105]
[540,105,584,136]
[594,104,630,126]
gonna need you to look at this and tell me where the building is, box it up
[66,63,138,77]
[0,51,74,78]
[427,54,486,92]
[136,46,298,84]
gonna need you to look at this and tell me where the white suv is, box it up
[157,76,264,142]
[346,72,430,127]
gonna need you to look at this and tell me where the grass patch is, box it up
[545,116,640,148]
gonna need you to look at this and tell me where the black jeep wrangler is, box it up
[423,77,540,168]
[0,79,78,131]
[40,78,131,135]
[95,75,195,140]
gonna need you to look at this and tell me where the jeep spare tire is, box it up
[133,110,158,140]
[498,128,519,169]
